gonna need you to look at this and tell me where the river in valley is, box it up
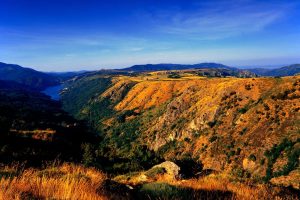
[42,84,63,101]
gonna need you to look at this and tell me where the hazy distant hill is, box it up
[248,64,300,77]
[0,62,59,90]
[46,70,89,81]
[121,62,236,71]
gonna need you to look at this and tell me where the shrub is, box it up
[184,137,191,143]
[176,158,203,178]
[239,128,247,135]
[245,84,251,90]
[207,121,217,128]
[209,135,218,143]
[168,73,181,79]
[228,150,235,157]
[248,154,256,161]
[81,143,95,167]
[231,167,243,178]
[238,107,248,114]
[263,103,270,111]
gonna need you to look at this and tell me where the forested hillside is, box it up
[0,80,93,165]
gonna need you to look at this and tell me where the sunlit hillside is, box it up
[62,72,300,189]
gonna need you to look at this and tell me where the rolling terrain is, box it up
[0,63,299,199]
[62,70,300,189]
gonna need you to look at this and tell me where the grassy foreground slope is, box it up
[62,72,300,188]
[1,163,298,200]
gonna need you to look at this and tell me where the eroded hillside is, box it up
[62,72,300,188]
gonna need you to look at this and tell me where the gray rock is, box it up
[151,161,180,178]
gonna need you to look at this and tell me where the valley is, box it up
[0,62,299,199]
[1,0,300,198]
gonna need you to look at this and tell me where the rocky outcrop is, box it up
[150,161,180,179]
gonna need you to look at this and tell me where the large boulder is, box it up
[150,161,180,179]
[114,161,181,185]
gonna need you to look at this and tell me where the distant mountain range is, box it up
[248,64,300,77]
[120,62,300,77]
[1,62,300,91]
[120,62,236,71]
[0,62,59,90]
[46,71,89,80]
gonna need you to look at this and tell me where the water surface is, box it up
[42,84,63,101]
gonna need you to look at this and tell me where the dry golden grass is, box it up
[170,175,270,200]
[160,175,299,200]
[0,163,108,200]
[1,163,298,200]
[115,171,299,200]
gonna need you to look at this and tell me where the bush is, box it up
[175,158,203,178]
[239,128,247,135]
[81,143,95,167]
[245,84,251,90]
[184,137,191,143]
[207,121,217,128]
[248,154,256,161]
[238,107,248,114]
[209,135,218,143]
[231,167,250,179]
[168,73,181,79]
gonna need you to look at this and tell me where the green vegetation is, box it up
[209,135,218,143]
[167,72,181,79]
[263,138,300,181]
[62,77,112,118]
[248,154,256,162]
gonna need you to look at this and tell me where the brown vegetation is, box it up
[1,163,298,200]
[0,163,108,200]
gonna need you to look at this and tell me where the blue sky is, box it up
[1,0,300,71]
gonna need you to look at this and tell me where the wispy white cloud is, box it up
[149,0,294,40]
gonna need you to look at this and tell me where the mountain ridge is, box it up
[120,62,237,71]
[0,62,59,90]
[248,64,300,77]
